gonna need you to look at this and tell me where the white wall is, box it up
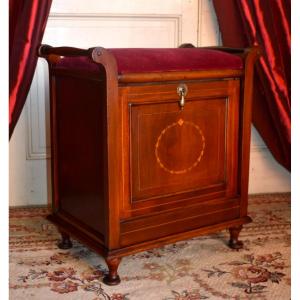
[9,0,290,206]
[248,127,290,193]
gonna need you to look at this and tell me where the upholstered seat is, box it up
[56,48,243,75]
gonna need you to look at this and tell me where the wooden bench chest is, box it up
[39,44,259,285]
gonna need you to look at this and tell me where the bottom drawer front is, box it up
[120,206,240,246]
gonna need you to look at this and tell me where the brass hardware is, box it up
[177,84,188,110]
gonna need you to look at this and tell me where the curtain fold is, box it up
[9,0,52,139]
[213,0,291,171]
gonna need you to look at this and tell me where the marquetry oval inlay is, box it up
[155,119,205,174]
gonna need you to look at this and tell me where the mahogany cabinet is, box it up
[39,45,259,285]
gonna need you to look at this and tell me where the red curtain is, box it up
[213,0,291,171]
[9,0,52,139]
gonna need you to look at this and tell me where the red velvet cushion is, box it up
[109,48,243,74]
[56,48,243,74]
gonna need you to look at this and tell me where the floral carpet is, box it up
[9,193,290,300]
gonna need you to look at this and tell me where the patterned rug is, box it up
[9,194,290,300]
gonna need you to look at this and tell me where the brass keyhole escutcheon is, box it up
[177,83,188,110]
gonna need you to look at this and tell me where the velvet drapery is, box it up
[9,0,52,139]
[213,0,291,171]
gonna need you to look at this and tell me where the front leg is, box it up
[58,231,73,249]
[228,225,244,250]
[103,257,121,285]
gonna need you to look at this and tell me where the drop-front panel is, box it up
[121,80,240,216]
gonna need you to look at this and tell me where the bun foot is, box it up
[103,274,121,286]
[228,225,244,250]
[58,232,73,249]
[229,239,244,250]
[103,257,121,286]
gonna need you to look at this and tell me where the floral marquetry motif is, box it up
[155,119,205,175]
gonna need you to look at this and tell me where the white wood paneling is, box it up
[44,13,182,48]
[26,60,50,160]
[9,0,290,207]
[48,0,199,46]
[9,107,52,206]
[198,0,221,46]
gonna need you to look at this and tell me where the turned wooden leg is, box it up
[58,231,73,249]
[228,225,244,250]
[103,257,121,286]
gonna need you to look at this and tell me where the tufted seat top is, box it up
[55,48,243,75]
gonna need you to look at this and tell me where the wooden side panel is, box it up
[53,75,107,237]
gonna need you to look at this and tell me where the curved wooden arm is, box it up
[38,44,94,58]
[38,44,116,67]
[178,43,261,58]
[201,46,247,54]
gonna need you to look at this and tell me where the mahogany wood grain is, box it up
[91,48,122,250]
[239,47,261,217]
[120,207,240,246]
[38,44,93,57]
[121,80,240,218]
[118,69,243,83]
[39,44,259,285]
[103,257,122,286]
[121,197,240,233]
